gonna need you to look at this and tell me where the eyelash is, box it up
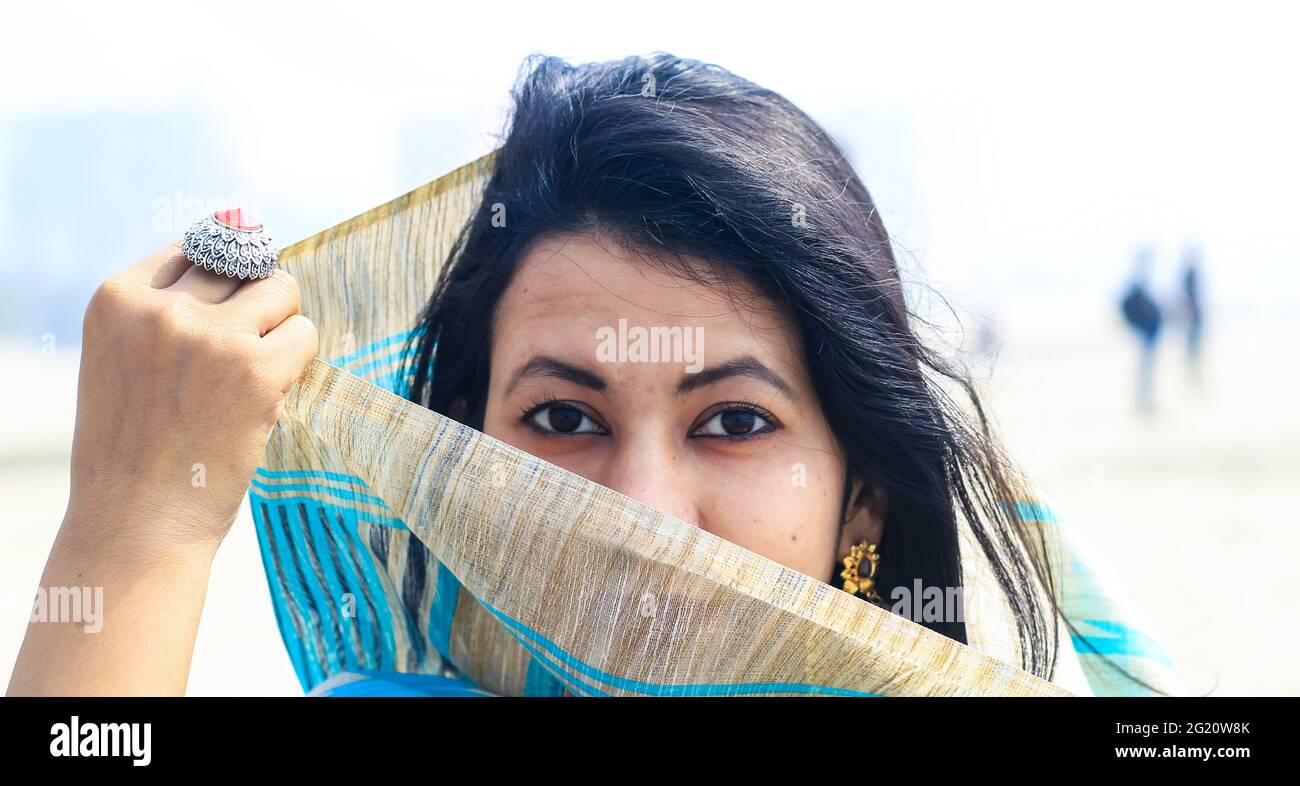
[518,396,782,441]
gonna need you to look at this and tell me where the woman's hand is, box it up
[6,241,318,696]
[66,240,318,554]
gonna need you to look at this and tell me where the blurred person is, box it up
[1119,246,1163,415]
[1179,245,1205,387]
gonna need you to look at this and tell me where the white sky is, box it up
[2,0,1297,328]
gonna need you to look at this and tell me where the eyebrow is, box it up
[677,356,797,400]
[505,355,607,395]
[503,353,797,401]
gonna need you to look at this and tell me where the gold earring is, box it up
[840,540,884,606]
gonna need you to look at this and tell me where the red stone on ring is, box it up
[212,208,263,232]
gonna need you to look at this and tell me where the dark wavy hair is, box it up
[399,51,1153,689]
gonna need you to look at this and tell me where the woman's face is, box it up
[481,232,884,584]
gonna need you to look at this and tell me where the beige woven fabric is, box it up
[277,356,1071,696]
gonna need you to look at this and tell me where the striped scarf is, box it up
[249,154,1187,697]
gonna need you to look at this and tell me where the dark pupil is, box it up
[547,406,583,433]
[719,410,756,435]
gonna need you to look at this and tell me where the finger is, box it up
[167,263,246,304]
[260,313,320,392]
[119,241,193,289]
[219,269,301,336]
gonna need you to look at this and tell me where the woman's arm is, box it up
[6,242,317,696]
[6,504,222,695]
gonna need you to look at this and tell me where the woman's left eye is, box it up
[692,407,776,438]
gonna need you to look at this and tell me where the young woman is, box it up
[9,52,1148,695]
[399,52,1082,688]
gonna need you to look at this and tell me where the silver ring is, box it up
[181,209,278,280]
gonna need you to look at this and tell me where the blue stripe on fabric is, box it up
[256,468,373,486]
[525,656,568,697]
[260,498,331,689]
[249,491,407,688]
[1071,618,1177,671]
[328,327,424,369]
[250,498,316,692]
[276,500,347,678]
[338,514,402,671]
[496,635,605,697]
[264,500,328,690]
[442,597,605,696]
[998,500,1061,524]
[479,597,880,697]
[427,561,462,665]
[250,490,407,530]
[326,333,420,396]
[302,498,363,674]
[250,477,392,511]
[317,504,383,671]
[314,670,493,698]
[348,352,406,381]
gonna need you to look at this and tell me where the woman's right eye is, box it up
[526,403,607,435]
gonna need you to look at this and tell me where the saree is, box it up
[248,153,1188,697]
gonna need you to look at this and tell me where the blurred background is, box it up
[1,0,1296,695]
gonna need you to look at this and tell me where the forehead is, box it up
[494,233,800,360]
